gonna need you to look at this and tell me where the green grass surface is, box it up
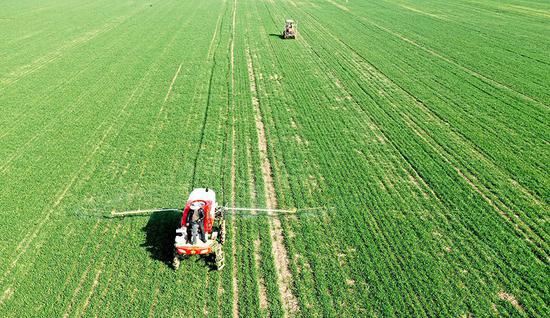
[0,0,548,317]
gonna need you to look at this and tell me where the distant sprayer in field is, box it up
[283,19,297,39]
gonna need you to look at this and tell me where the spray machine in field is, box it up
[111,188,326,270]
[283,19,297,39]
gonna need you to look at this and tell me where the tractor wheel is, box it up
[173,255,180,270]
[214,243,225,270]
[220,219,226,244]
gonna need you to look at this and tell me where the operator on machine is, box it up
[186,206,205,244]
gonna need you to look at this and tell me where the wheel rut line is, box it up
[295,17,434,202]
[506,4,550,18]
[254,238,269,311]
[245,46,299,316]
[53,220,102,305]
[163,63,183,103]
[61,223,118,318]
[0,287,14,306]
[305,10,544,210]
[294,0,549,289]
[230,114,239,318]
[0,61,93,144]
[365,21,545,107]
[325,0,350,12]
[90,106,172,316]
[228,1,239,317]
[73,223,124,318]
[1,26,105,88]
[398,4,449,21]
[404,116,548,262]
[147,287,160,318]
[0,3,167,141]
[324,0,546,106]
[190,2,227,188]
[246,143,269,311]
[0,73,106,174]
[0,6,147,90]
[0,64,154,286]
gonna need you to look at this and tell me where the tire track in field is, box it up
[254,2,335,313]
[284,4,546,310]
[92,217,149,316]
[245,143,269,311]
[51,221,101,305]
[230,106,239,318]
[310,32,550,310]
[73,225,124,318]
[0,5,147,91]
[398,4,450,21]
[0,28,102,87]
[0,237,48,310]
[0,62,155,288]
[61,224,122,318]
[163,64,183,102]
[90,170,157,316]
[391,0,550,67]
[253,238,269,311]
[229,0,239,317]
[88,10,226,315]
[1,27,101,88]
[324,1,550,124]
[245,47,299,316]
[43,146,129,315]
[1,5,167,304]
[302,8,546,228]
[100,9,204,315]
[0,226,74,313]
[273,6,436,312]
[320,4,549,234]
[288,1,548,312]
[80,143,161,316]
[0,3,174,171]
[324,0,547,107]
[0,60,94,142]
[95,4,219,315]
[60,225,110,317]
[367,21,547,107]
[118,11,229,317]
[403,116,549,262]
[0,2,166,141]
[0,287,13,306]
[69,170,142,318]
[294,26,415,199]
[285,0,421,198]
[147,287,160,318]
[325,0,349,12]
[189,2,227,189]
[505,5,550,18]
[0,70,110,174]
[76,267,102,318]
[302,41,425,197]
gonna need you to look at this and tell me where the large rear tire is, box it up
[220,219,226,244]
[213,242,225,270]
[173,255,180,270]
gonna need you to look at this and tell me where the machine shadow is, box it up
[141,211,218,271]
[269,33,284,39]
[141,211,181,266]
